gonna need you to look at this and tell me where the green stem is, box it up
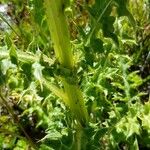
[44,0,73,68]
[72,124,87,150]
[43,78,69,103]
[73,125,82,150]
[44,0,88,125]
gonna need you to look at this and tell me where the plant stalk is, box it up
[44,0,88,125]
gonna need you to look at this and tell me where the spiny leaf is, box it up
[114,0,136,27]
[130,137,139,150]
[5,34,18,65]
[32,62,44,90]
[102,16,119,46]
[9,45,18,65]
[5,34,12,49]
[90,38,104,53]
[1,59,16,75]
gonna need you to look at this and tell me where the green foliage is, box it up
[0,0,150,149]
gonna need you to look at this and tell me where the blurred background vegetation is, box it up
[0,0,150,149]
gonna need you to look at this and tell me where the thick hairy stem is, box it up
[72,124,87,150]
[44,0,73,68]
[44,0,88,125]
